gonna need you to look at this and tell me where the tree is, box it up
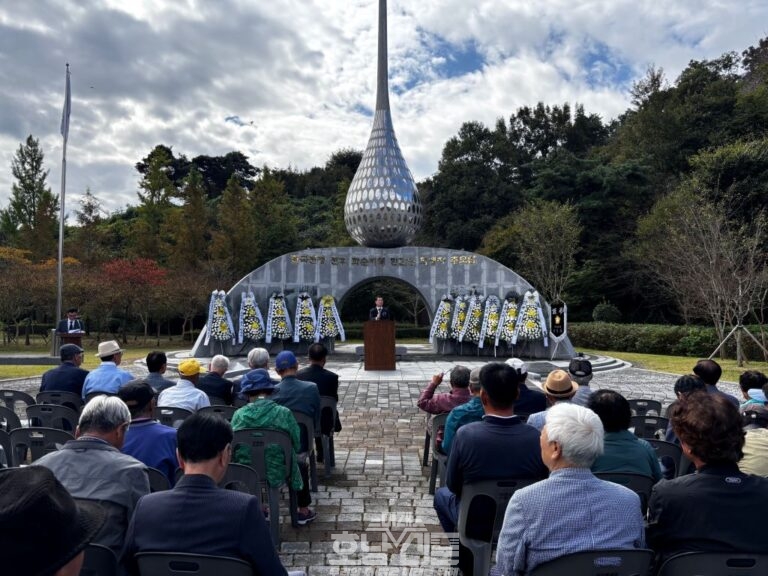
[1,135,59,257]
[479,199,582,303]
[166,167,210,269]
[132,146,176,260]
[251,170,300,264]
[210,175,257,281]
[70,188,109,266]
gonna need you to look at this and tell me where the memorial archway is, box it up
[191,246,575,359]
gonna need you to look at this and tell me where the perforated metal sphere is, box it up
[344,110,422,248]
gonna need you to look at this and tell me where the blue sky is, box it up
[0,0,766,217]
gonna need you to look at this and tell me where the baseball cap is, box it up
[275,351,298,371]
[178,358,206,377]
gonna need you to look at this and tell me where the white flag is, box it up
[60,65,71,143]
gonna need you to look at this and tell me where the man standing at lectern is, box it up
[58,307,84,334]
[369,296,391,320]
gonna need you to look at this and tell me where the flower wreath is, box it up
[512,290,549,347]
[478,295,501,349]
[459,294,485,343]
[450,295,469,340]
[204,289,235,345]
[429,295,453,343]
[265,292,292,343]
[238,291,265,343]
[315,295,345,341]
[495,294,520,347]
[293,292,318,343]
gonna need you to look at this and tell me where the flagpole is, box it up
[56,63,71,329]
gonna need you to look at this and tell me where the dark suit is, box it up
[197,372,234,405]
[57,318,84,333]
[369,306,390,320]
[121,474,287,576]
[39,361,89,395]
[296,363,341,434]
[271,375,321,450]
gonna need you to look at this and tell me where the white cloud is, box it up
[0,0,766,219]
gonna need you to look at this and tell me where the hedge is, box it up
[568,322,768,359]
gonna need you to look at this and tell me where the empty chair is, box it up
[10,427,73,464]
[291,410,319,492]
[594,472,656,515]
[428,412,449,495]
[628,398,662,417]
[0,429,12,467]
[147,466,171,492]
[656,552,768,576]
[157,407,193,429]
[36,390,84,412]
[26,404,79,432]
[136,552,253,576]
[0,389,35,411]
[630,415,669,440]
[81,543,118,576]
[0,405,22,433]
[457,478,537,576]
[646,439,683,477]
[198,404,237,422]
[319,395,338,476]
[530,549,654,576]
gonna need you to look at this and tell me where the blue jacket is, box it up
[40,362,89,395]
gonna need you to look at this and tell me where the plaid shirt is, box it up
[417,383,471,414]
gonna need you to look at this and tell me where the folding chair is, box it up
[10,427,73,464]
[207,396,229,406]
[457,478,537,576]
[199,404,237,422]
[0,405,22,433]
[26,404,79,432]
[428,412,449,495]
[136,552,253,576]
[630,415,669,440]
[291,410,318,492]
[147,466,171,492]
[423,428,431,467]
[219,462,261,495]
[0,389,35,411]
[656,551,768,576]
[628,398,662,417]
[0,429,12,467]
[81,543,118,576]
[232,428,299,547]
[646,439,683,478]
[157,407,193,429]
[36,390,84,412]
[594,472,656,516]
[530,548,654,576]
[319,395,338,476]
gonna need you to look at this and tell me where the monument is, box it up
[191,0,575,361]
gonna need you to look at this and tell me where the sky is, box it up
[1,0,767,219]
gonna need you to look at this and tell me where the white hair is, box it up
[79,395,131,433]
[545,402,604,467]
[210,354,230,372]
[247,348,269,368]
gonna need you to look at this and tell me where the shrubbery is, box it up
[592,301,622,323]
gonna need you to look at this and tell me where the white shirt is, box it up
[157,379,210,412]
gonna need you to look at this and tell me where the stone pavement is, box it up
[0,355,743,574]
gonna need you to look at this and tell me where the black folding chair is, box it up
[0,389,35,411]
[628,398,662,417]
[630,415,669,440]
[530,548,654,576]
[136,552,253,576]
[10,427,73,464]
[291,410,319,492]
[81,543,118,576]
[428,412,449,495]
[656,551,768,576]
[146,466,171,492]
[157,407,193,429]
[36,390,84,412]
[0,429,12,467]
[198,404,237,422]
[646,439,683,478]
[26,404,79,432]
[0,405,22,433]
[319,395,338,476]
[219,462,261,495]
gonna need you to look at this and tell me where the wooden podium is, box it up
[58,333,83,348]
[363,320,396,371]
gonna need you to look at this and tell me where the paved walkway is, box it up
[1,356,743,574]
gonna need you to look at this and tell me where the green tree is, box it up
[166,167,210,270]
[251,170,300,264]
[210,175,257,281]
[69,188,109,266]
[132,146,176,259]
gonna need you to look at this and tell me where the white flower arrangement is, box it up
[205,290,235,345]
[459,294,485,343]
[315,295,345,341]
[429,295,453,343]
[238,291,265,343]
[265,292,292,343]
[450,295,469,340]
[293,293,317,343]
[511,290,549,346]
[478,295,501,349]
[495,295,520,346]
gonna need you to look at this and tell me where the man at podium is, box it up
[369,296,391,320]
[57,307,84,334]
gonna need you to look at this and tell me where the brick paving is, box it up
[0,358,743,574]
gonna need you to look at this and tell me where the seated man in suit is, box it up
[647,392,768,563]
[271,351,321,435]
[505,358,547,416]
[34,395,150,556]
[40,343,89,396]
[197,354,234,405]
[369,295,391,320]
[145,351,176,393]
[496,403,646,575]
[121,412,291,576]
[296,343,342,461]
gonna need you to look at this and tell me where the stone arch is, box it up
[336,276,434,321]
[191,246,575,359]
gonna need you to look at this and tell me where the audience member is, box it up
[496,403,645,575]
[693,358,739,407]
[441,366,485,454]
[664,374,706,444]
[40,343,89,396]
[738,370,767,408]
[231,369,316,524]
[197,354,234,404]
[145,351,176,393]
[569,356,594,407]
[271,351,321,433]
[0,466,106,576]
[505,358,547,416]
[81,340,134,399]
[157,359,210,412]
[739,404,768,477]
[647,392,768,562]
[297,343,343,460]
[118,380,178,486]
[121,412,291,575]
[418,365,471,444]
[588,390,662,481]
[232,347,275,404]
[526,369,578,431]
[34,395,150,555]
